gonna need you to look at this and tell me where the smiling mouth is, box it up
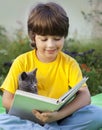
[46,49,57,54]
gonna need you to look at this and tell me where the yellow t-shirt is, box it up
[0,49,83,99]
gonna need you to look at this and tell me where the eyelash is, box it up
[41,39,47,41]
[41,38,61,41]
[54,38,61,41]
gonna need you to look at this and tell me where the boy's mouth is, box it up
[46,49,57,54]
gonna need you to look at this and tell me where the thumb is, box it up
[32,109,38,115]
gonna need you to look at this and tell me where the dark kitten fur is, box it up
[18,68,38,94]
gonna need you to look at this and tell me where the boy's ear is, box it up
[21,72,28,80]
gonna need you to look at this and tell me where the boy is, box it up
[0,2,102,130]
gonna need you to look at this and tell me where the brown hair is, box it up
[27,2,69,47]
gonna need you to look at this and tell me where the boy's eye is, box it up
[41,38,47,41]
[41,38,61,41]
[54,38,61,41]
[39,36,62,41]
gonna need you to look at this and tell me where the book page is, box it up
[57,77,88,103]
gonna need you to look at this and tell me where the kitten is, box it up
[18,68,38,94]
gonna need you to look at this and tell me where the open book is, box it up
[8,77,88,123]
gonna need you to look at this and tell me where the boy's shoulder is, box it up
[60,51,76,63]
[16,50,35,59]
[19,50,34,57]
[13,50,35,65]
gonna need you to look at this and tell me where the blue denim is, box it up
[0,105,102,130]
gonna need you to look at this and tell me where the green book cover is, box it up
[8,77,88,123]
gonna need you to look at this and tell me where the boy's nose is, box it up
[47,39,55,47]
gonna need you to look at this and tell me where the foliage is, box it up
[0,25,31,84]
[0,25,102,96]
[63,38,102,96]
[0,25,10,44]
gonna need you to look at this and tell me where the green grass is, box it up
[0,96,6,113]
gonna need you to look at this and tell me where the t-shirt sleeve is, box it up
[68,59,86,88]
[0,58,24,94]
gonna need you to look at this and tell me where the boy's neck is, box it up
[36,50,58,63]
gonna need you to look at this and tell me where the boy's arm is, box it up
[32,86,91,123]
[56,86,91,119]
[2,90,14,111]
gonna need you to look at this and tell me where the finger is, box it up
[42,113,48,117]
[42,112,52,117]
[32,110,40,117]
[32,109,37,115]
[32,110,43,120]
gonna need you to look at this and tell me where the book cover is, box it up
[8,77,88,123]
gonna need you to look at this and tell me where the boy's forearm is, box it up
[2,90,14,111]
[56,87,91,121]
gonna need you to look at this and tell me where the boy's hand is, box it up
[32,110,58,124]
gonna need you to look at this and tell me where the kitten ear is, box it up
[33,68,37,76]
[21,72,28,80]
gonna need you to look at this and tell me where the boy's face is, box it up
[34,34,64,62]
